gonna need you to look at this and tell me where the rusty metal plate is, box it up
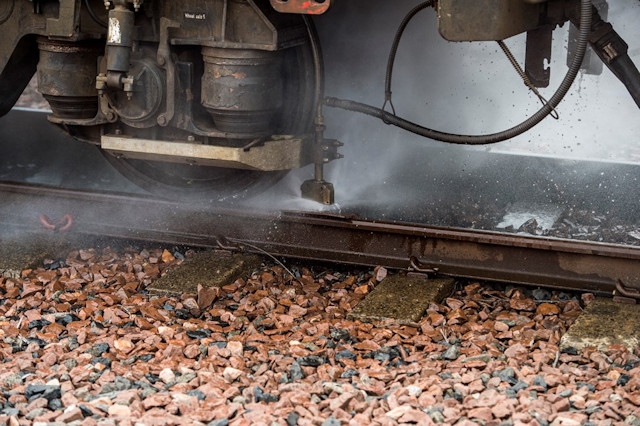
[270,0,332,15]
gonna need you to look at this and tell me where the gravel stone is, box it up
[25,407,47,420]
[533,375,548,390]
[25,384,61,402]
[186,329,212,339]
[253,387,279,403]
[286,412,300,426]
[340,369,358,379]
[330,328,351,342]
[55,313,79,326]
[494,367,518,385]
[442,345,460,360]
[86,343,110,357]
[321,417,341,426]
[48,398,63,410]
[289,361,304,380]
[297,356,327,367]
[1,245,636,425]
[334,350,356,361]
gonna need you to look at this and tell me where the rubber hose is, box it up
[302,15,325,120]
[325,0,593,145]
[608,55,640,108]
[385,1,434,102]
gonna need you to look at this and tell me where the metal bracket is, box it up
[409,257,438,275]
[614,280,639,304]
[215,235,244,252]
[269,0,332,15]
[101,134,314,170]
[525,25,553,88]
[46,0,81,38]
[156,17,180,126]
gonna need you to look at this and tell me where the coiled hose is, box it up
[325,0,593,145]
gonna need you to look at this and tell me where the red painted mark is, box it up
[272,0,330,14]
[39,214,73,232]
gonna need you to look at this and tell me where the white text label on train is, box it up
[184,12,206,20]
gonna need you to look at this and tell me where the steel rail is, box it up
[0,181,638,295]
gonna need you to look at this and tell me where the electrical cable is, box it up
[303,14,331,183]
[302,15,325,122]
[497,40,559,119]
[383,0,434,116]
[325,0,593,145]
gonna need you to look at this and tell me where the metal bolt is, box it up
[157,115,167,126]
[187,135,195,142]
[114,129,122,135]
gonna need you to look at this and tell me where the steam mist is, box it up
[263,0,640,213]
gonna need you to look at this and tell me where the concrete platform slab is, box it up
[348,275,455,323]
[560,298,640,353]
[148,251,262,295]
[0,232,78,278]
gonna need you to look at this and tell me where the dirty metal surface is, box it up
[559,298,640,352]
[349,275,455,323]
[149,251,262,296]
[0,182,639,296]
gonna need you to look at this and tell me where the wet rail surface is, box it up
[1,181,639,297]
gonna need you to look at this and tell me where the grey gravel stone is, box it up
[494,367,518,385]
[533,375,548,390]
[442,345,460,360]
[25,384,61,402]
[86,342,110,357]
[289,361,304,380]
[321,417,341,426]
[286,412,300,426]
[25,407,47,420]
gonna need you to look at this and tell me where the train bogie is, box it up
[0,0,637,202]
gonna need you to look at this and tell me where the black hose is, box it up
[325,0,593,145]
[611,55,640,108]
[303,15,330,181]
[384,0,434,110]
[573,6,640,109]
[302,15,325,121]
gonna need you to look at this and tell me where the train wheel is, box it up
[104,35,317,201]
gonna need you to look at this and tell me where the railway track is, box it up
[1,181,639,298]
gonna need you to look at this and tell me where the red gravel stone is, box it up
[56,406,84,423]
